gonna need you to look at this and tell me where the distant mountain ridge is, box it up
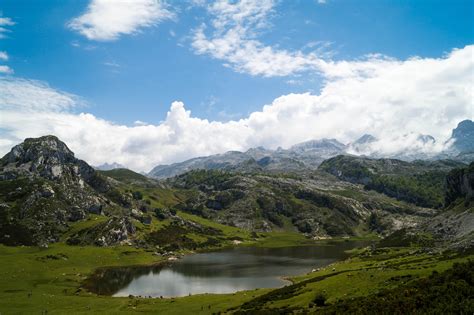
[149,138,346,179]
[149,120,474,179]
[95,162,125,171]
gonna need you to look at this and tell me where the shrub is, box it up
[313,293,326,307]
[132,191,143,200]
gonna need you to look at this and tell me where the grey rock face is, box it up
[449,120,474,153]
[95,217,136,246]
[0,135,118,246]
[87,202,103,215]
[66,216,136,247]
[40,185,55,198]
[445,162,474,207]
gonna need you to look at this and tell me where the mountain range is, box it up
[1,133,472,249]
[149,119,474,179]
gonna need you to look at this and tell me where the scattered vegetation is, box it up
[319,155,464,208]
[320,260,474,314]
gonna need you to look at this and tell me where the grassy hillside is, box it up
[168,169,432,238]
[319,155,465,208]
[99,168,159,187]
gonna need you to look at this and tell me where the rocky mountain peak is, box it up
[2,135,75,166]
[417,134,436,144]
[455,119,474,131]
[95,162,125,171]
[290,138,346,152]
[353,134,377,145]
[450,119,474,153]
[0,135,96,183]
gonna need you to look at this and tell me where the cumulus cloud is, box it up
[191,0,361,78]
[0,16,15,39]
[192,0,449,83]
[0,51,8,61]
[191,0,328,77]
[68,0,174,41]
[0,16,14,73]
[0,65,13,74]
[0,77,79,111]
[0,46,472,172]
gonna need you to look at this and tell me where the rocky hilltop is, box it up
[0,136,139,246]
[448,120,474,153]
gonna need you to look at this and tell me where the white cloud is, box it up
[0,16,14,73]
[0,16,14,39]
[0,46,472,172]
[134,120,149,126]
[68,0,174,41]
[0,65,13,74]
[190,0,424,82]
[0,77,78,111]
[0,51,8,61]
[191,0,327,77]
[191,0,354,77]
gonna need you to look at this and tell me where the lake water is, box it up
[85,240,369,298]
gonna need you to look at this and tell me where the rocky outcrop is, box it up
[445,162,474,207]
[67,217,136,247]
[0,136,122,246]
[1,135,110,191]
[381,163,474,251]
[448,120,474,153]
[170,169,433,238]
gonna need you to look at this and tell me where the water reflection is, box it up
[85,240,369,297]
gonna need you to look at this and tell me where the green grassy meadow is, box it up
[1,234,472,314]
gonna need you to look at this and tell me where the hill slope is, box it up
[319,155,465,208]
[168,169,434,238]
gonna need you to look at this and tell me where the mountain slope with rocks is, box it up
[1,135,469,250]
[168,169,434,238]
[0,136,154,246]
[379,162,474,250]
[318,155,465,208]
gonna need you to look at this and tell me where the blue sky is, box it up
[0,0,472,171]
[1,0,472,125]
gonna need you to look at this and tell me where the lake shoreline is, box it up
[84,239,373,298]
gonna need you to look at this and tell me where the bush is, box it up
[313,293,326,307]
[153,207,168,220]
[132,191,143,200]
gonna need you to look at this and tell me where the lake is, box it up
[85,240,370,298]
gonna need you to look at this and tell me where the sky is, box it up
[0,0,473,172]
